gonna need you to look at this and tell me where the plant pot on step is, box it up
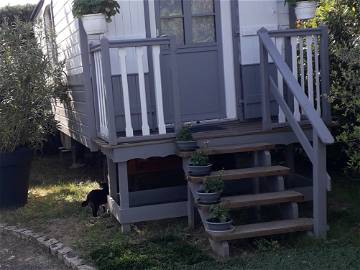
[295,1,317,20]
[81,13,107,35]
[0,148,33,208]
[176,141,198,152]
[206,218,233,232]
[197,191,221,204]
[188,152,211,176]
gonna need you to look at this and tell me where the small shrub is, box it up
[190,152,209,166]
[208,204,230,223]
[72,0,120,22]
[176,126,193,141]
[204,174,224,193]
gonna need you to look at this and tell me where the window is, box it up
[159,0,216,45]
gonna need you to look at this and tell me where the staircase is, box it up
[179,142,313,257]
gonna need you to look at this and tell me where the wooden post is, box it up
[169,36,182,132]
[259,29,272,130]
[107,158,118,203]
[118,161,131,233]
[183,158,195,229]
[312,129,327,238]
[100,38,118,145]
[319,26,331,123]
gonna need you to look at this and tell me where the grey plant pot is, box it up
[206,218,233,232]
[197,191,221,204]
[176,140,197,151]
[189,164,212,176]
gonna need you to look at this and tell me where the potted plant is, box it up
[72,0,120,35]
[176,126,197,151]
[285,0,318,20]
[189,152,212,176]
[197,174,224,204]
[0,20,67,208]
[206,204,233,232]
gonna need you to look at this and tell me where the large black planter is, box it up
[0,148,33,208]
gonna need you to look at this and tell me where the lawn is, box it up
[1,155,360,270]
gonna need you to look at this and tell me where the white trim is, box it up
[220,0,237,119]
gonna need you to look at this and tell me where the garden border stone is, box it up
[0,223,96,270]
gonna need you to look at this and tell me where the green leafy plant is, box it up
[72,0,120,22]
[176,126,193,141]
[204,174,224,193]
[0,20,68,153]
[190,152,209,166]
[208,204,230,223]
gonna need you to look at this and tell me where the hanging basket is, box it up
[81,13,107,35]
[295,1,317,20]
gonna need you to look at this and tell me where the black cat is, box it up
[81,182,109,217]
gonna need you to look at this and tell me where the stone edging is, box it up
[0,223,96,270]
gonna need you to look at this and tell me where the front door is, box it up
[156,0,226,122]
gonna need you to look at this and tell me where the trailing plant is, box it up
[190,152,209,166]
[204,174,224,193]
[208,204,230,223]
[72,0,120,22]
[0,20,68,153]
[176,126,193,141]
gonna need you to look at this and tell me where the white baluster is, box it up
[136,46,150,136]
[276,37,286,123]
[291,37,301,121]
[299,37,305,98]
[95,52,108,138]
[306,35,314,106]
[314,35,321,115]
[118,48,134,137]
[152,45,166,135]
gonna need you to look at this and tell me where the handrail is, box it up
[90,37,171,52]
[258,27,334,145]
[268,27,322,37]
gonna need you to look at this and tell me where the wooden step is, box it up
[198,191,304,209]
[177,142,274,158]
[207,218,313,241]
[188,165,290,183]
[199,143,274,156]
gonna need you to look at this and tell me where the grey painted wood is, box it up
[312,129,327,238]
[259,40,271,130]
[107,158,118,203]
[117,162,129,209]
[100,38,118,145]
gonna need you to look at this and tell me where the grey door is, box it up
[156,0,226,123]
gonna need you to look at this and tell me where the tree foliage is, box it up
[0,4,35,24]
[315,0,360,173]
[0,20,68,153]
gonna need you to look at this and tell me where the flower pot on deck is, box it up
[176,140,197,152]
[206,218,233,232]
[0,148,32,208]
[295,1,317,20]
[197,190,221,204]
[189,164,212,176]
[81,13,107,35]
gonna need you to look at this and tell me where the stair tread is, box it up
[197,191,304,209]
[200,143,274,156]
[188,165,290,183]
[207,218,313,241]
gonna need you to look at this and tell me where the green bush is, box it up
[176,126,193,141]
[0,20,68,153]
[0,4,35,24]
[208,204,230,223]
[314,0,360,173]
[72,0,120,22]
[190,152,209,166]
[204,174,224,193]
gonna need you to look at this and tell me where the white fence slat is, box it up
[299,37,305,96]
[135,46,150,136]
[306,36,314,106]
[314,35,321,115]
[291,37,301,121]
[152,45,166,135]
[276,37,286,123]
[118,48,134,137]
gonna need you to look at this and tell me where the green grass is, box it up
[1,156,360,269]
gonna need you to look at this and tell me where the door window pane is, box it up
[192,16,215,43]
[191,0,214,14]
[160,0,183,17]
[160,18,184,44]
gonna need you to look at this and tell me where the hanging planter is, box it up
[295,1,317,20]
[72,0,120,35]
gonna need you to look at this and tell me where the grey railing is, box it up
[89,36,181,145]
[258,27,334,238]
